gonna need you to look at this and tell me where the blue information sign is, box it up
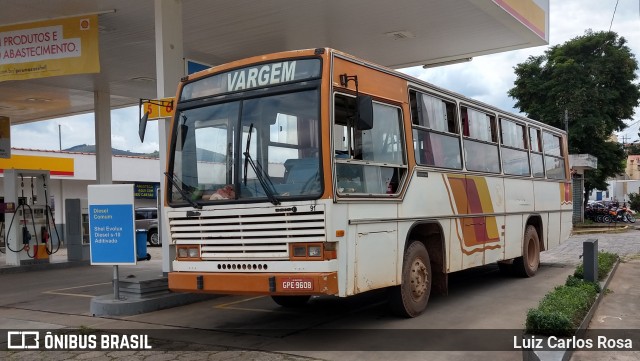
[89,204,136,265]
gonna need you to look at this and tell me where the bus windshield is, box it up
[168,89,321,206]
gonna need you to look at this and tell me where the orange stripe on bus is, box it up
[445,174,501,255]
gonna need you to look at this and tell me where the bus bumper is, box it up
[168,271,338,295]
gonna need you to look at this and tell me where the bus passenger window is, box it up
[529,128,545,177]
[461,106,500,173]
[543,131,566,179]
[500,118,530,176]
[410,90,461,169]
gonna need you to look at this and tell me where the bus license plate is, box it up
[280,278,314,291]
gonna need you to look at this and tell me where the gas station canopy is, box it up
[0,0,548,124]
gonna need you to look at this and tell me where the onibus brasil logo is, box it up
[7,331,152,350]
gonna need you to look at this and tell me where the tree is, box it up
[626,142,640,155]
[629,193,640,212]
[508,30,640,202]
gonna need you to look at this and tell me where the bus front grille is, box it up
[168,205,326,260]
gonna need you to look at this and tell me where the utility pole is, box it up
[621,135,630,144]
[564,109,569,135]
[58,124,62,151]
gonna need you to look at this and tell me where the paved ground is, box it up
[542,228,640,265]
[1,229,640,361]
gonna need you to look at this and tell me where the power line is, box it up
[609,0,620,31]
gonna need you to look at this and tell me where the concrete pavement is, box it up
[0,229,639,361]
[570,257,640,361]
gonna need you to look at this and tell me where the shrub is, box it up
[565,275,600,293]
[525,283,598,336]
[629,192,640,212]
[574,251,618,281]
[525,252,618,336]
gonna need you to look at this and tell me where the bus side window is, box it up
[410,90,461,169]
[461,106,500,173]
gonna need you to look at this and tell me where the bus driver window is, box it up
[333,93,406,195]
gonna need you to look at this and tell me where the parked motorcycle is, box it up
[607,203,636,223]
[586,201,636,223]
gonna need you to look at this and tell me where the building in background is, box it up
[0,148,160,237]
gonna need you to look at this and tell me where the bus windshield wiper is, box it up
[165,172,202,209]
[243,123,280,206]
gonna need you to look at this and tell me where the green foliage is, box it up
[509,30,639,194]
[526,251,618,336]
[526,308,573,336]
[628,193,640,212]
[565,275,600,293]
[525,283,598,336]
[574,251,618,281]
[626,143,640,155]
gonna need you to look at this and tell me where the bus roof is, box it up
[183,47,566,136]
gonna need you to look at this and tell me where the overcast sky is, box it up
[10,0,640,153]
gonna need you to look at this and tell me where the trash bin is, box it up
[135,229,151,261]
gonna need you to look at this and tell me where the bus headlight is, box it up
[177,245,201,260]
[289,242,336,260]
[307,245,322,257]
[293,245,307,257]
[188,248,199,258]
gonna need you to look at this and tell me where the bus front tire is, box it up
[271,295,311,308]
[388,241,431,318]
[513,225,540,278]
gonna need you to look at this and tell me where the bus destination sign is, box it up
[181,58,321,100]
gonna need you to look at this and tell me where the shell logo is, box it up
[80,18,91,31]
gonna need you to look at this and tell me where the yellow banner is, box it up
[0,155,74,176]
[0,15,100,82]
[144,97,175,120]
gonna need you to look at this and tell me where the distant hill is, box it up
[63,145,224,161]
[64,144,159,158]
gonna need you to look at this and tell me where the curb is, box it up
[571,226,629,235]
[0,260,90,274]
[522,258,621,361]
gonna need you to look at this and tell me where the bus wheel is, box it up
[389,241,431,317]
[271,295,311,308]
[513,225,540,278]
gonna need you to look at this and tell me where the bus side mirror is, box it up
[356,95,373,130]
[139,110,149,142]
[179,123,188,150]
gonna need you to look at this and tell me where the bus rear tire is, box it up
[513,225,540,278]
[271,295,310,308]
[388,241,431,318]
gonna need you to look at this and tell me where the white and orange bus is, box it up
[164,48,572,317]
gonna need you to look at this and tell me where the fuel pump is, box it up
[3,169,56,266]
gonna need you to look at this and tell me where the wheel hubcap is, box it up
[410,259,428,299]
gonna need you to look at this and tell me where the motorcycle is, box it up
[608,203,636,223]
